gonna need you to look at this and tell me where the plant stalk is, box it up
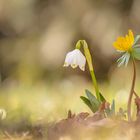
[82,41,100,101]
[90,70,100,101]
[127,59,136,121]
[76,40,101,101]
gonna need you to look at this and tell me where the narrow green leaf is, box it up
[133,44,140,48]
[85,89,100,112]
[105,108,111,117]
[85,90,100,105]
[117,52,130,67]
[80,96,95,113]
[111,99,115,115]
[117,54,126,67]
[133,47,140,60]
[105,100,115,117]
[124,53,130,67]
[99,92,106,102]
[134,35,140,45]
[117,53,125,62]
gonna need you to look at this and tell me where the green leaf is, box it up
[124,53,130,66]
[134,35,140,45]
[99,92,106,102]
[105,108,111,117]
[117,52,130,67]
[117,54,126,67]
[85,89,100,112]
[85,90,100,105]
[133,44,140,48]
[133,47,140,60]
[105,100,115,117]
[117,53,125,62]
[110,99,115,115]
[80,96,95,113]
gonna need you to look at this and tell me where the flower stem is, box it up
[82,40,100,101]
[90,70,100,101]
[127,59,136,121]
[134,91,139,98]
[76,40,101,101]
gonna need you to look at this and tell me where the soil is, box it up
[47,111,140,140]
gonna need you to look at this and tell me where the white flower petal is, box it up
[71,63,78,68]
[63,49,86,71]
[0,109,6,120]
[63,51,73,67]
[76,50,86,71]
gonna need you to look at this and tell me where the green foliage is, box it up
[105,100,115,117]
[132,47,140,60]
[85,89,100,112]
[117,35,140,67]
[85,90,100,106]
[81,89,116,117]
[80,96,96,113]
[99,92,106,102]
[117,52,130,67]
[134,35,140,45]
[80,89,106,113]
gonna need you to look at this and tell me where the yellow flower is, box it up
[113,30,134,51]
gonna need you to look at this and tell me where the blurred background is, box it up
[0,0,140,134]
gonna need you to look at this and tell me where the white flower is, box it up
[63,49,86,71]
[0,109,6,120]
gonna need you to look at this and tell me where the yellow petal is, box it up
[113,42,123,51]
[128,29,134,45]
[125,35,130,45]
[113,30,135,51]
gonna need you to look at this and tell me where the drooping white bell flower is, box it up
[0,109,6,120]
[63,49,86,71]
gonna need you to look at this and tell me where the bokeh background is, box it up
[0,0,140,134]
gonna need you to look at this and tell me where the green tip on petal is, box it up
[63,62,68,67]
[71,64,78,68]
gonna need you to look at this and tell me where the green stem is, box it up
[90,70,100,101]
[82,40,100,101]
[76,40,101,101]
[127,59,136,121]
